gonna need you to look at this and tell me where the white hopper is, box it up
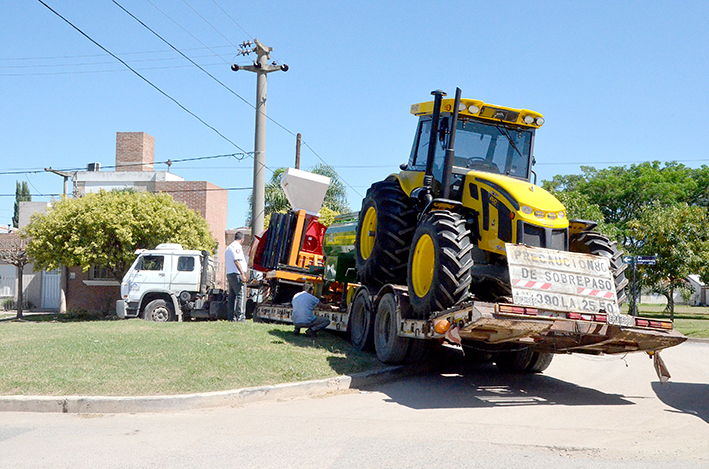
[280,167,331,216]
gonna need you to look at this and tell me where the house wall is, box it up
[66,267,119,313]
[155,180,228,287]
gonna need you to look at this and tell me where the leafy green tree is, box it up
[628,202,709,317]
[247,165,350,224]
[544,161,704,249]
[12,181,31,228]
[22,190,216,280]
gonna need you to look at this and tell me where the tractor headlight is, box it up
[534,210,545,219]
[521,206,533,215]
[547,212,557,220]
[558,211,565,219]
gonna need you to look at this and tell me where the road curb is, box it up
[0,366,407,414]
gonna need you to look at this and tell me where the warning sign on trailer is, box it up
[506,244,621,315]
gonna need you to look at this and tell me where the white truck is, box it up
[116,243,226,321]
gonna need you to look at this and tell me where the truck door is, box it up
[169,254,201,293]
[126,254,167,292]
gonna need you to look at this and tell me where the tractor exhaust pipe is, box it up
[441,88,462,199]
[425,90,446,191]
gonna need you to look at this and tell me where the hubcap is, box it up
[412,234,435,298]
[360,206,377,259]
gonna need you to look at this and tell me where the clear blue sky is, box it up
[2,1,708,230]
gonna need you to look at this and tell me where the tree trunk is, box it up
[16,264,23,320]
[668,286,675,322]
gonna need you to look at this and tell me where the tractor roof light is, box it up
[535,117,545,126]
[524,115,535,125]
[468,104,480,114]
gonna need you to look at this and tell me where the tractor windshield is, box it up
[452,120,533,180]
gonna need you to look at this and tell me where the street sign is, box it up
[636,255,657,265]
[623,256,634,264]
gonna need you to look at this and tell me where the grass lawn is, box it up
[628,304,709,339]
[0,316,386,397]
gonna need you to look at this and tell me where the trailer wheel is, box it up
[570,231,629,304]
[526,352,554,373]
[349,288,374,351]
[355,179,418,288]
[494,348,534,372]
[408,211,473,317]
[143,299,175,322]
[374,292,410,364]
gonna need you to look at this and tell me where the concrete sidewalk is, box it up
[0,366,408,414]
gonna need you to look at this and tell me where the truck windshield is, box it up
[452,120,533,180]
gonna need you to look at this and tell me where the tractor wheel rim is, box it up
[360,206,377,259]
[412,234,434,298]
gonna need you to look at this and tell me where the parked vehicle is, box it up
[116,243,226,321]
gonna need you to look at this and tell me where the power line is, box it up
[0,45,236,61]
[38,0,248,155]
[181,0,239,50]
[211,0,253,39]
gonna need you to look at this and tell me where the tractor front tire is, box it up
[355,179,418,288]
[570,231,629,304]
[408,211,473,318]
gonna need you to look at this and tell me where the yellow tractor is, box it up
[355,89,628,319]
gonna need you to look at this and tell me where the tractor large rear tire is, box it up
[355,179,418,288]
[407,211,473,318]
[570,231,629,304]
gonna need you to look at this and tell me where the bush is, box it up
[2,298,33,311]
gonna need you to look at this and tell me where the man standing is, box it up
[225,232,248,322]
[292,283,330,337]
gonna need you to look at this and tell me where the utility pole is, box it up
[44,167,73,197]
[231,39,288,236]
[295,133,301,169]
[44,167,74,314]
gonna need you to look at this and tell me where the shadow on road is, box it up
[363,346,635,410]
[652,381,709,424]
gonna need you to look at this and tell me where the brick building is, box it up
[65,132,228,313]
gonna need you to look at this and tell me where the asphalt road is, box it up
[1,341,708,468]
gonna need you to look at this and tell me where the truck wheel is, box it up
[349,288,374,351]
[374,292,410,364]
[494,348,534,372]
[570,231,629,304]
[143,299,175,322]
[408,211,473,317]
[355,179,417,288]
[526,352,554,373]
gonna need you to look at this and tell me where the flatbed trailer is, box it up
[254,282,686,377]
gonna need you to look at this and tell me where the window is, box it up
[89,264,115,280]
[177,256,195,272]
[135,255,164,271]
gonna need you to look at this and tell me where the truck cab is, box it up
[117,243,224,321]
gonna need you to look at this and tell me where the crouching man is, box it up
[292,283,330,337]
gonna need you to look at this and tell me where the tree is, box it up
[0,235,30,319]
[247,165,350,225]
[544,161,700,248]
[12,181,31,228]
[22,190,216,280]
[628,202,709,318]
